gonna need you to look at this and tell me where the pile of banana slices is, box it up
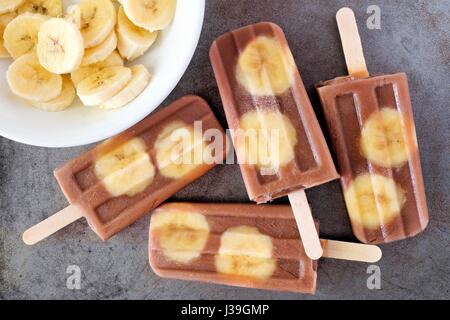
[0,0,176,112]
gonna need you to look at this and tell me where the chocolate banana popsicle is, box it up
[23,96,227,244]
[210,22,339,259]
[148,203,382,293]
[316,8,429,243]
[210,22,338,203]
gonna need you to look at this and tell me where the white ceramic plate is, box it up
[0,0,205,147]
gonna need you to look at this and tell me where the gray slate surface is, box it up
[1,0,449,300]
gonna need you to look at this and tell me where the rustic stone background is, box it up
[1,0,449,299]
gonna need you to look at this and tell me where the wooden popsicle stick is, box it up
[288,189,323,260]
[320,239,382,263]
[22,205,83,246]
[336,7,369,78]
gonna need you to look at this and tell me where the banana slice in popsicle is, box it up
[215,226,276,279]
[236,36,295,96]
[360,108,409,168]
[151,210,210,264]
[237,110,298,173]
[154,121,207,179]
[94,137,155,197]
[344,173,406,229]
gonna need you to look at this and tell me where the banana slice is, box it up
[122,0,176,32]
[116,5,157,61]
[236,110,297,174]
[360,108,409,168]
[71,50,123,86]
[17,0,63,17]
[81,30,117,66]
[0,12,17,58]
[79,0,116,48]
[27,75,75,111]
[0,0,24,14]
[94,137,155,197]
[37,17,84,74]
[215,226,276,279]
[154,121,207,179]
[150,209,210,264]
[344,174,406,229]
[77,66,132,106]
[236,36,295,96]
[101,64,150,110]
[65,4,81,28]
[3,13,48,59]
[7,52,62,102]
